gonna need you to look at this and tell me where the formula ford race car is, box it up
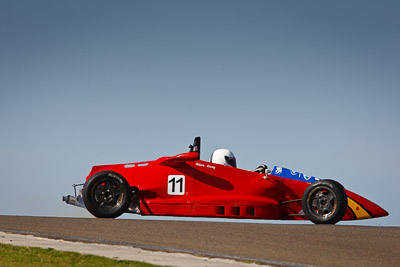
[63,137,388,224]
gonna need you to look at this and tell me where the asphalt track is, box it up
[0,216,399,267]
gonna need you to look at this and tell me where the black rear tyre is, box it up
[82,171,131,218]
[302,179,347,224]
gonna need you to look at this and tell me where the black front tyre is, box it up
[302,179,348,224]
[82,171,131,218]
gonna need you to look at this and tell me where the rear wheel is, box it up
[82,171,131,218]
[302,180,347,224]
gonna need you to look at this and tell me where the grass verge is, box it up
[0,243,165,267]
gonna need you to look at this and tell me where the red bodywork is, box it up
[85,151,388,221]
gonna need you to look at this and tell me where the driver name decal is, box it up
[168,175,185,195]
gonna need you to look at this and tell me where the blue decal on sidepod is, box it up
[272,166,319,183]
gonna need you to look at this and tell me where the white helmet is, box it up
[210,149,237,167]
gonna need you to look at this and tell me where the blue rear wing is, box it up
[271,166,319,183]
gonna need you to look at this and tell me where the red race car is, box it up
[63,137,388,224]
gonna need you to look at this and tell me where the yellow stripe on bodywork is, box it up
[347,197,372,220]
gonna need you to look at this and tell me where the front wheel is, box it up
[302,179,348,224]
[82,171,131,218]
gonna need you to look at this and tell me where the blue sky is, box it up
[0,1,399,226]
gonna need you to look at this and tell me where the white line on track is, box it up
[0,231,270,267]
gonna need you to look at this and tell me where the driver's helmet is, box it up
[210,149,237,167]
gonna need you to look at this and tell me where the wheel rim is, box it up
[308,187,337,219]
[90,179,124,212]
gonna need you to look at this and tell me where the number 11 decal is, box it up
[168,175,185,195]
